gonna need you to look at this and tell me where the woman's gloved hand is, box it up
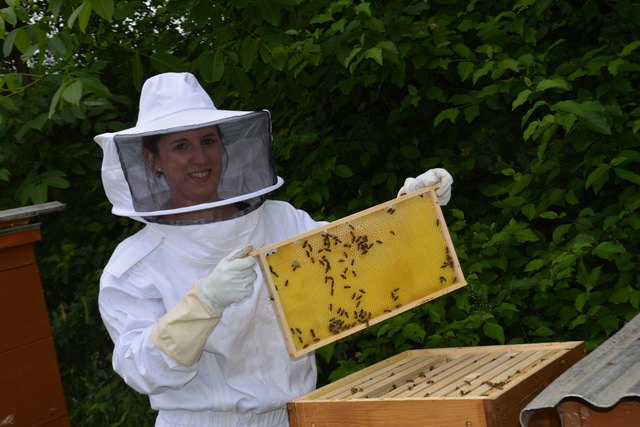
[397,168,453,205]
[197,245,257,314]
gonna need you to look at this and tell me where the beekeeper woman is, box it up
[95,72,453,427]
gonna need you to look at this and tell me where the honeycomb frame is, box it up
[253,186,466,357]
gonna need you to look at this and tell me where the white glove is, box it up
[197,245,257,314]
[397,168,453,205]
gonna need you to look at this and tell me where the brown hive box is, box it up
[253,186,466,357]
[288,342,586,427]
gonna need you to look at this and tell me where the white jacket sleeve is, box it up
[99,267,202,395]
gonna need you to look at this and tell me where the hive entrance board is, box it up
[253,186,466,357]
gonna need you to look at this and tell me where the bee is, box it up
[291,261,301,271]
[269,266,279,278]
[387,206,396,214]
[390,230,396,235]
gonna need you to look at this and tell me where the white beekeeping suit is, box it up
[95,73,320,426]
[96,72,453,427]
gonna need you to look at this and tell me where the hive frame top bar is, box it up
[251,185,441,255]
[253,185,466,357]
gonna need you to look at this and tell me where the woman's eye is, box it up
[173,143,188,151]
[203,137,219,146]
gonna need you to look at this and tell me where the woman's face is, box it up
[146,125,223,208]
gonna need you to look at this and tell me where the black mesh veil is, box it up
[113,111,276,218]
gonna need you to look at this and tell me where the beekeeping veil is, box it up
[94,72,282,221]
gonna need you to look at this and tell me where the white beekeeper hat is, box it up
[94,72,283,219]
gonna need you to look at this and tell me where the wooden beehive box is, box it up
[288,342,586,427]
[253,186,466,357]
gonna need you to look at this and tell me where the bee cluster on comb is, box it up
[255,187,466,356]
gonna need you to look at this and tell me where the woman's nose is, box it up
[191,144,207,163]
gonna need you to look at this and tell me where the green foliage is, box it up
[1,0,639,425]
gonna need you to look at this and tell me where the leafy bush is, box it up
[1,0,638,424]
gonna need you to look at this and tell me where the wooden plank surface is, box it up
[288,399,489,427]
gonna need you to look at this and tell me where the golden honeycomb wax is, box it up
[254,187,466,357]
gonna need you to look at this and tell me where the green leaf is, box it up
[41,170,70,189]
[1,5,17,25]
[335,164,354,178]
[536,78,569,92]
[570,314,587,330]
[524,259,544,272]
[364,47,383,65]
[530,325,554,337]
[314,343,334,364]
[472,61,493,84]
[552,100,604,114]
[256,0,281,26]
[453,43,471,58]
[575,292,590,313]
[585,164,609,192]
[0,95,17,111]
[514,227,538,243]
[150,52,186,73]
[201,51,224,83]
[614,168,640,185]
[354,2,372,16]
[434,108,459,127]
[3,28,17,57]
[483,323,505,344]
[377,41,398,64]
[512,89,531,110]
[79,0,92,32]
[310,14,333,24]
[240,38,258,70]
[425,86,446,102]
[593,241,625,260]
[457,61,474,81]
[463,105,480,123]
[610,287,630,304]
[554,112,577,133]
[620,40,640,57]
[48,35,66,58]
[62,80,83,105]
[402,323,426,344]
[90,0,114,21]
[577,111,611,135]
[48,82,65,118]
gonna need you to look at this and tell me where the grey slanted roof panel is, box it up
[520,312,640,426]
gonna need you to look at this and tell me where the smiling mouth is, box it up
[189,170,211,180]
